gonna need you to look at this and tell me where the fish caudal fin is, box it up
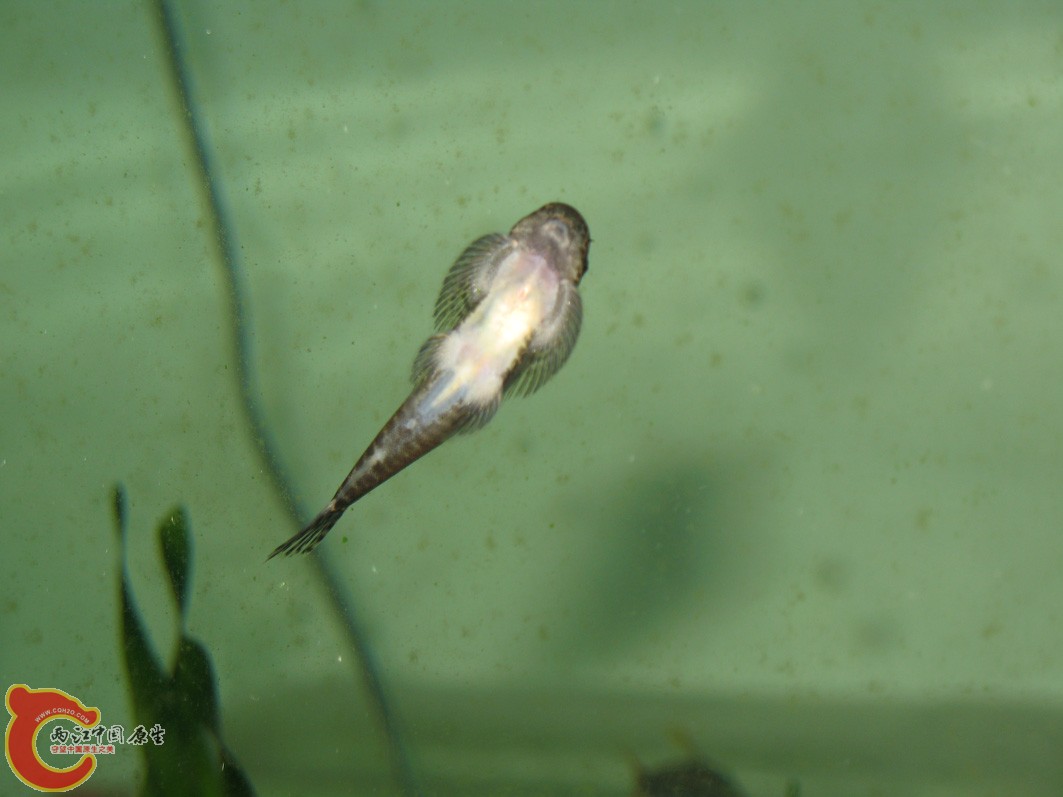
[268,502,345,559]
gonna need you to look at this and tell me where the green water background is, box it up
[3,2,1062,794]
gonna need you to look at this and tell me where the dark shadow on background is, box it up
[544,445,775,662]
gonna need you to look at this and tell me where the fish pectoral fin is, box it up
[453,394,502,435]
[433,232,510,331]
[411,333,446,385]
[504,286,583,398]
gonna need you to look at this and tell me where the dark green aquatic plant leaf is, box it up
[112,483,256,797]
[113,486,168,721]
[173,637,220,734]
[160,506,192,619]
[219,745,257,797]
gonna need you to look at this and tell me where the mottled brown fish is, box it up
[269,202,591,558]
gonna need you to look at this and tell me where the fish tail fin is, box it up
[268,502,345,559]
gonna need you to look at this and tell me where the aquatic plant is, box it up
[112,484,255,796]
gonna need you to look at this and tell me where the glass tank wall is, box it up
[2,2,1062,795]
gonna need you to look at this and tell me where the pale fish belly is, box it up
[431,255,559,410]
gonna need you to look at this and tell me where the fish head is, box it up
[509,202,590,285]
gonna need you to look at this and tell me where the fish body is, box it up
[269,202,590,558]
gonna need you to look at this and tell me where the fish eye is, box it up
[543,219,571,248]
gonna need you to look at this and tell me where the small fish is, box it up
[269,202,591,558]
